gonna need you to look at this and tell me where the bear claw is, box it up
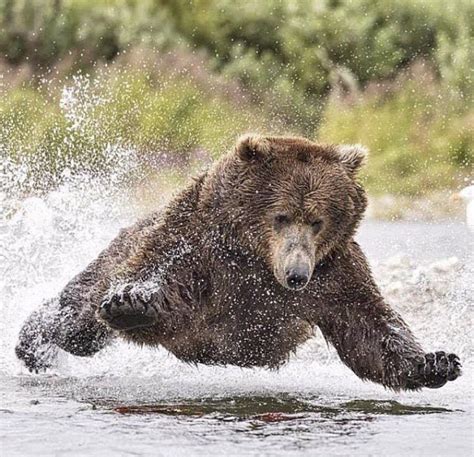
[98,285,158,331]
[414,351,461,389]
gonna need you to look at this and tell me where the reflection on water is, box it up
[110,397,452,419]
[2,373,465,457]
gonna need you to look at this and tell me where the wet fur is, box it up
[16,135,461,389]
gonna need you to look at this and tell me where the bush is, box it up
[0,0,179,68]
[1,0,472,128]
[169,0,473,105]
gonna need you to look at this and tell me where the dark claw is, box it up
[436,352,449,376]
[447,353,462,381]
[98,286,158,331]
[417,351,462,389]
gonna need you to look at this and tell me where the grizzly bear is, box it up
[16,135,461,390]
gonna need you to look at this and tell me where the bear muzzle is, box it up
[285,264,311,290]
[272,223,316,291]
[275,248,315,291]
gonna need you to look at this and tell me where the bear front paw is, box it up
[98,284,159,331]
[411,351,461,389]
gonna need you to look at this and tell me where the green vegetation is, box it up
[319,77,473,195]
[0,64,263,191]
[0,0,472,196]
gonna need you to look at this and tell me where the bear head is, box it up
[202,134,368,291]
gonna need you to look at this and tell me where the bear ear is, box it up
[337,144,368,175]
[235,134,271,162]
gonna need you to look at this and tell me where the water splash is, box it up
[1,166,472,382]
[0,71,471,407]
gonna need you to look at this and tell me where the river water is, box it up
[0,178,472,456]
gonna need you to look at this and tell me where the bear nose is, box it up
[285,267,310,290]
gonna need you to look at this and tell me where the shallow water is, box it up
[0,180,473,456]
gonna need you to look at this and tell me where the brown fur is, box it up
[16,135,461,389]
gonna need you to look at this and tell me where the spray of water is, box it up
[0,75,472,400]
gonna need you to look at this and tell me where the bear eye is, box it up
[311,219,323,232]
[274,214,290,228]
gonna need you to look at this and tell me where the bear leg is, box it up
[318,298,462,390]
